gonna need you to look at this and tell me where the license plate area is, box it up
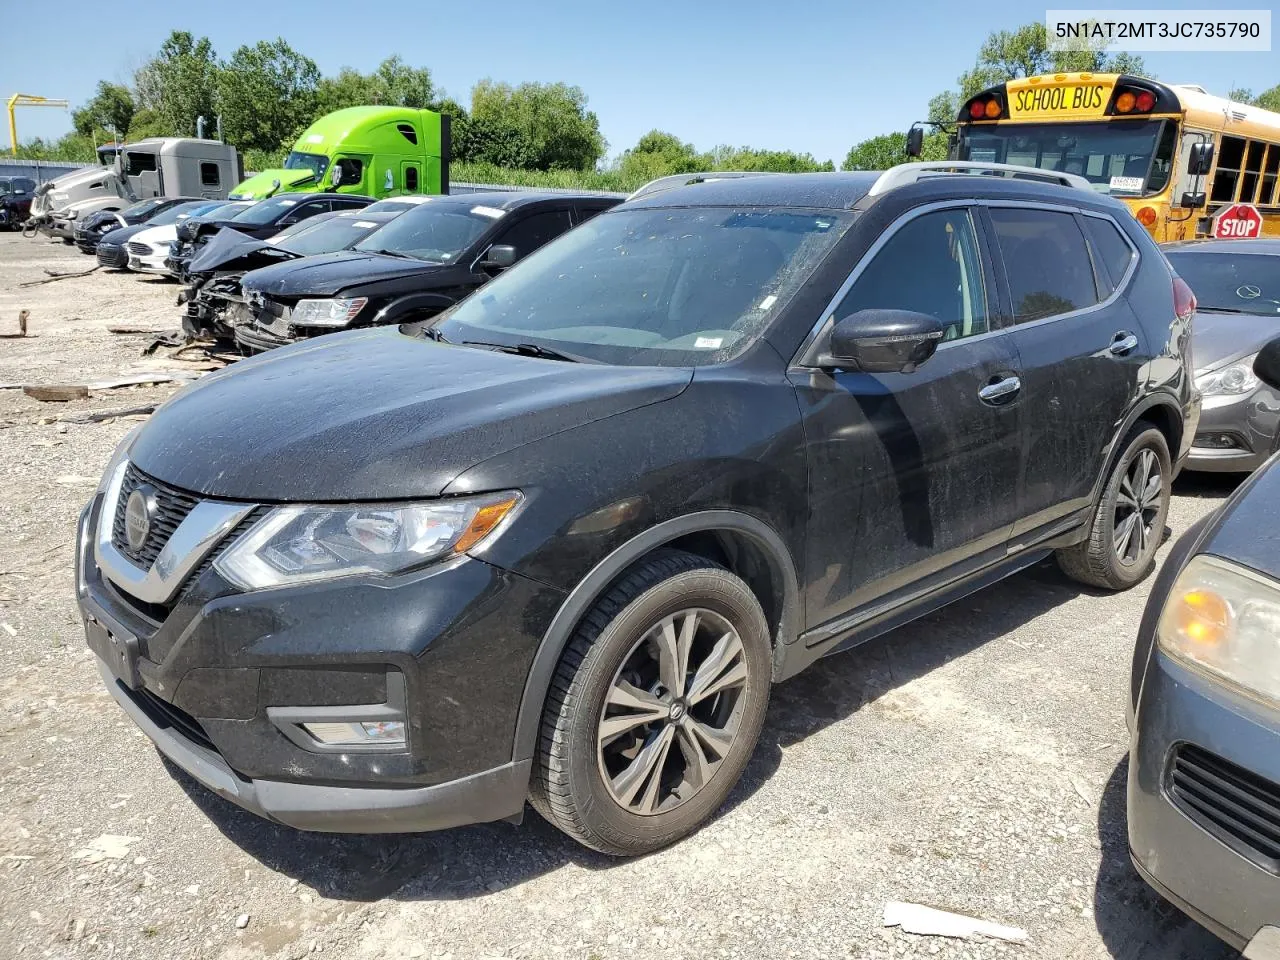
[85,617,140,688]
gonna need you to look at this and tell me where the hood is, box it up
[1201,454,1280,580]
[82,210,126,230]
[187,227,299,276]
[127,326,691,501]
[242,251,441,298]
[229,169,316,200]
[97,223,150,246]
[177,216,234,242]
[131,224,179,247]
[1192,310,1280,372]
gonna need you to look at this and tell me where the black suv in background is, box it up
[226,191,621,352]
[77,164,1197,856]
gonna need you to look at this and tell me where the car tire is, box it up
[1057,424,1171,590]
[529,549,771,856]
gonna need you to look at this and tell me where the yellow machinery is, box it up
[7,94,70,156]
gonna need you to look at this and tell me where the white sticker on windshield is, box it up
[279,199,297,206]
[352,221,376,228]
[1109,175,1144,194]
[694,336,723,349]
[758,294,778,311]
[471,205,506,219]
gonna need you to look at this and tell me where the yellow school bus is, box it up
[950,73,1280,242]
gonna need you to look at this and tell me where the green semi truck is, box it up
[230,106,450,200]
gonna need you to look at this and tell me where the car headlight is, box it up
[1195,356,1259,396]
[213,492,522,590]
[1157,555,1280,707]
[291,297,369,328]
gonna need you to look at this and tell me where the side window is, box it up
[574,203,610,225]
[835,208,989,342]
[200,163,221,188]
[331,198,367,211]
[405,166,419,192]
[988,208,1099,323]
[1262,145,1280,206]
[493,209,574,258]
[299,200,332,218]
[1240,141,1267,203]
[1081,216,1136,297]
[1211,136,1246,203]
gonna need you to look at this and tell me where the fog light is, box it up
[1195,433,1239,450]
[301,720,406,746]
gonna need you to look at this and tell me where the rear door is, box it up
[981,203,1147,545]
[794,204,1024,630]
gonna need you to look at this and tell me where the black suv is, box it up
[76,164,1198,855]
[225,191,621,352]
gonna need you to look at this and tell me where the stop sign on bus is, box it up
[1213,203,1264,240]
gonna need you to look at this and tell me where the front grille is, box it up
[127,241,150,257]
[132,685,218,754]
[1169,743,1280,873]
[112,464,201,567]
[97,244,126,268]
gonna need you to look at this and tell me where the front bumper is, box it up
[1129,646,1280,950]
[49,217,76,240]
[96,244,128,269]
[1184,389,1280,473]
[128,253,173,275]
[76,486,562,832]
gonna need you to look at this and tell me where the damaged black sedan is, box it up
[232,191,620,353]
[181,210,402,342]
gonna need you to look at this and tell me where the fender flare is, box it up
[510,510,802,764]
[371,292,455,327]
[1090,392,1187,507]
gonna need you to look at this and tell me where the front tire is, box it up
[1057,424,1171,590]
[530,549,771,856]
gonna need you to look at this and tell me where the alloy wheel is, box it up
[1113,448,1162,566]
[597,608,749,816]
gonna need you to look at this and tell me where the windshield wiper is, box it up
[1195,306,1251,314]
[366,248,416,260]
[461,340,588,363]
[420,326,450,343]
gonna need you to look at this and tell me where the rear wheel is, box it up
[530,549,771,856]
[1057,424,1171,590]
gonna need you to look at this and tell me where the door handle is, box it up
[978,375,1021,404]
[1109,332,1139,356]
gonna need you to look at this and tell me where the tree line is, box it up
[17,24,1279,190]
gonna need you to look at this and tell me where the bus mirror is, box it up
[1188,142,1214,177]
[905,126,924,158]
[1178,191,1206,210]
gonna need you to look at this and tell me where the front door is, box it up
[981,205,1148,544]
[794,206,1023,630]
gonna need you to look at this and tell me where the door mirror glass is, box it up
[1188,141,1215,177]
[825,309,944,373]
[480,244,517,269]
[905,126,924,158]
[1178,191,1206,209]
[1255,337,1280,391]
[332,158,363,188]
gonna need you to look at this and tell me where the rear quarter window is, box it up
[1081,216,1136,296]
[989,208,1100,323]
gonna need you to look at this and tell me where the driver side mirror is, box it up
[1255,337,1280,391]
[905,126,924,158]
[479,244,517,270]
[1188,142,1215,177]
[331,160,362,188]
[821,309,944,374]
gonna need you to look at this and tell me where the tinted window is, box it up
[989,208,1099,322]
[232,196,311,226]
[124,151,157,174]
[405,166,419,192]
[1211,136,1246,203]
[493,210,573,258]
[278,216,384,256]
[1081,217,1135,296]
[1163,252,1280,317]
[200,162,221,187]
[836,208,989,341]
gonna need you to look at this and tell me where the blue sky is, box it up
[3,0,1276,164]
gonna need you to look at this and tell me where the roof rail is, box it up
[626,170,778,202]
[867,161,1092,197]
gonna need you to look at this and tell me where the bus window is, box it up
[1211,137,1246,203]
[1241,141,1267,202]
[1262,145,1280,206]
[1147,123,1178,194]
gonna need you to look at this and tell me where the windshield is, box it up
[1166,252,1280,316]
[958,120,1176,196]
[283,151,328,182]
[146,201,211,227]
[124,197,168,219]
[352,203,493,261]
[231,195,305,226]
[279,216,384,256]
[436,207,849,366]
[0,181,11,195]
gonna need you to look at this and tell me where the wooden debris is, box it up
[883,902,1027,943]
[107,325,171,336]
[22,385,88,402]
[18,265,99,287]
[59,404,157,424]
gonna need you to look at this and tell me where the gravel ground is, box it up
[0,232,1245,960]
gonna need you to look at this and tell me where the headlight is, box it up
[1157,555,1280,707]
[1195,356,1259,396]
[213,492,522,590]
[291,297,369,328]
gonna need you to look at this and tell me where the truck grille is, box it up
[111,464,201,566]
[1168,743,1280,873]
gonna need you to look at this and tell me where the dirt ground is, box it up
[0,231,1244,960]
